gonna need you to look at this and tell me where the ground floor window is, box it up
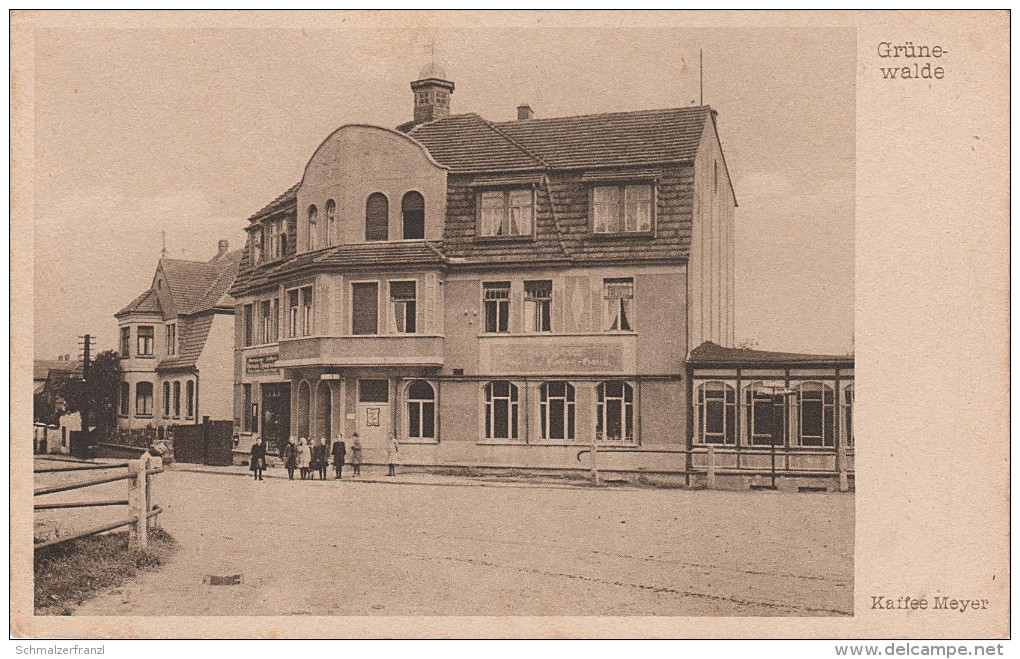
[406,380,435,440]
[484,381,519,440]
[242,383,252,432]
[746,385,787,446]
[798,382,834,447]
[136,382,153,417]
[539,381,575,440]
[596,381,634,442]
[696,381,735,445]
[173,381,181,417]
[163,382,171,417]
[843,384,854,448]
[120,382,130,416]
[186,380,195,418]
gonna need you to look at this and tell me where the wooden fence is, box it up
[34,453,164,552]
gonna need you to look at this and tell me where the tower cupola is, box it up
[410,62,454,126]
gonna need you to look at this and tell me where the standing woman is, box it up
[249,436,266,481]
[350,433,362,476]
[283,437,297,480]
[314,438,328,480]
[297,437,312,480]
[331,434,346,480]
[386,431,400,477]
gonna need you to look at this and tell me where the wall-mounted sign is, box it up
[246,353,280,375]
[366,408,380,427]
[490,345,624,373]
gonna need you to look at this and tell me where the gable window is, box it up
[120,327,130,358]
[186,380,194,418]
[597,381,634,442]
[173,381,181,418]
[325,199,336,247]
[389,281,417,334]
[165,323,177,356]
[484,381,519,440]
[746,384,788,446]
[604,278,634,331]
[137,326,154,356]
[406,380,436,440]
[478,189,533,237]
[300,286,313,336]
[288,289,299,338]
[483,282,511,333]
[366,193,389,242]
[268,219,286,260]
[540,381,575,441]
[120,382,130,416]
[524,280,552,332]
[798,382,834,447]
[253,227,264,263]
[696,382,735,445]
[592,184,653,233]
[352,282,379,335]
[136,382,153,417]
[163,381,171,417]
[402,191,426,240]
[243,304,254,347]
[307,205,318,251]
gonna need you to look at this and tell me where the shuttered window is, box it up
[366,193,389,242]
[352,282,379,335]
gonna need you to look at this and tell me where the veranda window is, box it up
[696,381,735,445]
[843,385,854,448]
[798,382,835,447]
[745,385,788,447]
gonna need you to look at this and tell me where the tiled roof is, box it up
[115,288,162,317]
[688,342,854,366]
[410,106,712,173]
[157,314,213,372]
[197,250,243,310]
[249,182,299,221]
[34,360,77,381]
[231,241,446,296]
[159,250,243,316]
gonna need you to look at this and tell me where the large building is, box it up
[228,63,736,473]
[115,241,241,430]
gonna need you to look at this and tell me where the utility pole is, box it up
[78,334,95,457]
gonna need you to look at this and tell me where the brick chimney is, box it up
[517,104,534,121]
[215,239,229,260]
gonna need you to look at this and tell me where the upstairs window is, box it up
[478,189,533,237]
[120,327,130,358]
[253,227,265,263]
[165,323,177,356]
[287,289,299,338]
[604,278,634,331]
[592,184,653,233]
[243,304,254,347]
[524,280,552,333]
[483,282,510,333]
[268,219,287,260]
[260,299,275,344]
[300,287,313,337]
[137,326,154,356]
[325,199,336,247]
[366,193,389,242]
[402,191,426,240]
[352,282,379,335]
[307,205,319,251]
[389,281,417,334]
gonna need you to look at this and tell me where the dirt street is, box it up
[69,467,853,617]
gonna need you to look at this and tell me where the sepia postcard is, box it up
[10,10,1009,641]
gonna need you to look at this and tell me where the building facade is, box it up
[115,241,240,430]
[228,64,745,477]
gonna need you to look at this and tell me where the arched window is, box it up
[406,380,436,440]
[366,193,389,242]
[745,383,787,446]
[484,381,519,440]
[597,381,634,442]
[307,205,318,250]
[842,384,854,448]
[186,380,195,418]
[136,382,153,417]
[696,382,734,445]
[324,199,336,246]
[163,382,171,417]
[539,382,575,440]
[402,191,425,240]
[173,381,181,417]
[798,382,834,447]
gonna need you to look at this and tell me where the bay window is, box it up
[137,326,154,357]
[389,281,417,334]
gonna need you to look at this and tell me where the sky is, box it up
[32,24,854,359]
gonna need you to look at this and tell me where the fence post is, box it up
[837,444,849,492]
[590,433,600,486]
[148,455,163,528]
[706,445,716,490]
[127,456,149,552]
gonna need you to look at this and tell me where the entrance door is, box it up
[357,379,390,464]
[261,383,292,455]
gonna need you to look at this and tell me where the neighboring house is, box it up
[115,240,241,430]
[227,63,853,487]
[33,356,76,395]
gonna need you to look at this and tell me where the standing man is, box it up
[386,431,400,477]
[331,433,347,480]
[249,436,266,481]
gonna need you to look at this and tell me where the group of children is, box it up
[248,432,400,481]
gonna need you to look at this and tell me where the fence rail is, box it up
[33,455,165,552]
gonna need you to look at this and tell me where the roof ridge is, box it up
[407,113,483,135]
[495,105,712,126]
[197,250,242,306]
[476,116,549,169]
